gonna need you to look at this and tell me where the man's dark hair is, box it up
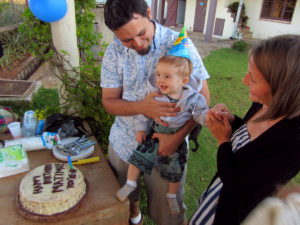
[104,0,149,31]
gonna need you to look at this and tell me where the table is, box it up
[0,134,130,225]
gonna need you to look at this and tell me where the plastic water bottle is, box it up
[22,110,37,137]
[35,119,45,135]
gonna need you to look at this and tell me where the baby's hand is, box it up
[136,131,146,143]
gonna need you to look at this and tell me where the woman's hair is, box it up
[158,55,193,78]
[104,0,149,31]
[250,35,300,120]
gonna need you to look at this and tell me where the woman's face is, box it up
[243,58,272,106]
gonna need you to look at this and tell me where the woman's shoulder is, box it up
[286,115,300,136]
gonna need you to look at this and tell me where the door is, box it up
[165,0,178,26]
[193,0,207,32]
[176,0,186,24]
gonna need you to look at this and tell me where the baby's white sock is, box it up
[126,179,137,188]
[130,211,142,224]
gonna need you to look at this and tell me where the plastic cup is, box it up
[7,122,22,139]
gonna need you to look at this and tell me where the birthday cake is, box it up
[17,163,87,221]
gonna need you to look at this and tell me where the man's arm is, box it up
[102,87,180,118]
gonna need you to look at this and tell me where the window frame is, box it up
[260,0,297,22]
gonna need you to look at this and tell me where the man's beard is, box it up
[136,45,151,55]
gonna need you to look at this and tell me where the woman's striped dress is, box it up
[189,124,250,225]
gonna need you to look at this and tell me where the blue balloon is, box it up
[28,0,68,23]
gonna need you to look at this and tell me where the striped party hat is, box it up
[167,26,190,59]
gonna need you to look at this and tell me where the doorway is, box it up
[193,0,207,32]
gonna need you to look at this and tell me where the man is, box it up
[100,0,210,224]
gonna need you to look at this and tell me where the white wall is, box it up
[184,0,300,40]
[184,0,197,31]
[245,0,300,39]
[92,8,114,45]
[211,0,236,39]
[184,0,236,38]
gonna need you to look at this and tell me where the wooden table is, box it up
[0,135,129,225]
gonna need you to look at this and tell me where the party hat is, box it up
[167,26,190,59]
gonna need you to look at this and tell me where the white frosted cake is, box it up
[18,163,87,216]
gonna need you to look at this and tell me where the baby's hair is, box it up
[158,55,193,78]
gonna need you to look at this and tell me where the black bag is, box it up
[44,113,97,137]
[0,41,3,58]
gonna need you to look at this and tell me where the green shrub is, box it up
[0,29,31,71]
[232,41,250,52]
[228,2,248,28]
[18,2,114,152]
[0,100,31,119]
[0,1,26,27]
[0,88,60,119]
[31,87,60,116]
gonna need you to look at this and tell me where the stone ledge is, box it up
[15,56,42,80]
[0,56,42,81]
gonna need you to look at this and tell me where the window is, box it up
[261,0,297,22]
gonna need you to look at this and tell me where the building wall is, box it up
[185,0,197,31]
[211,0,236,39]
[184,0,236,39]
[92,8,114,45]
[184,0,300,40]
[245,0,300,39]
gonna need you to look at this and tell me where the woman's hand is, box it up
[209,103,235,123]
[140,91,181,126]
[206,109,232,146]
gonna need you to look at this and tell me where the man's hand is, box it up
[152,119,196,156]
[141,91,180,126]
[152,132,182,156]
[102,88,180,124]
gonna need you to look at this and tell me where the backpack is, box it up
[44,113,98,138]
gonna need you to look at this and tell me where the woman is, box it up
[189,35,300,225]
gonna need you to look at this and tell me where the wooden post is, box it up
[204,0,218,42]
[50,0,79,114]
[151,0,158,21]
